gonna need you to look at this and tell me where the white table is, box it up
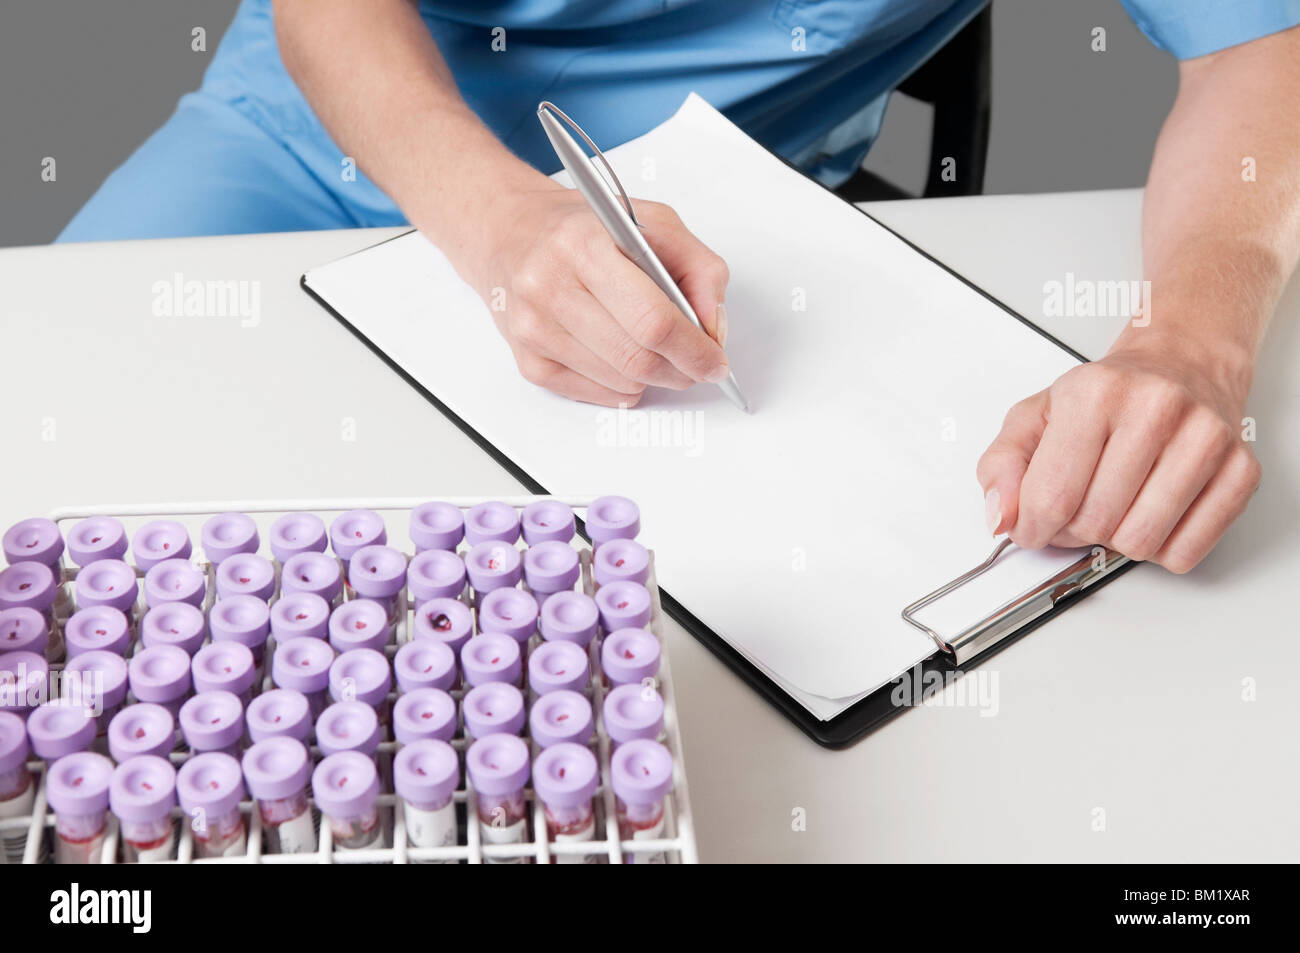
[3,189,1297,862]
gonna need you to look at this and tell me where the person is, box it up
[58,1,1300,573]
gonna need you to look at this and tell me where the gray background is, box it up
[0,0,1177,247]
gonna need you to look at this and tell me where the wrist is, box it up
[1108,321,1255,412]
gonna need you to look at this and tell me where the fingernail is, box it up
[716,302,728,347]
[984,488,1002,535]
[704,363,730,384]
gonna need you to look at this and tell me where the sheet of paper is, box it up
[304,93,1090,720]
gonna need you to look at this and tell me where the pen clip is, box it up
[537,101,643,228]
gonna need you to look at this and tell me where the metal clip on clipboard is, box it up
[902,539,1130,665]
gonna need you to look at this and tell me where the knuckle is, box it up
[1024,482,1076,529]
[1159,546,1200,575]
[1111,521,1161,562]
[516,355,553,388]
[617,345,662,383]
[1227,444,1261,489]
[1067,507,1119,546]
[629,304,676,351]
[510,309,545,347]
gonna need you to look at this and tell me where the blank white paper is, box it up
[304,94,1093,720]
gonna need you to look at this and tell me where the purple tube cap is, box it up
[3,518,64,569]
[409,502,465,553]
[242,736,311,801]
[459,633,521,688]
[271,637,335,694]
[131,521,193,572]
[477,587,538,644]
[330,509,387,562]
[269,512,328,563]
[66,516,128,567]
[610,739,673,806]
[315,700,380,757]
[62,650,128,713]
[585,496,641,545]
[593,538,651,587]
[0,711,29,773]
[201,512,260,565]
[141,602,207,656]
[521,501,575,546]
[464,541,522,593]
[27,699,96,759]
[528,690,593,749]
[46,751,115,816]
[312,750,379,819]
[144,558,206,609]
[179,690,245,753]
[595,581,653,632]
[602,684,665,744]
[348,546,407,600]
[280,552,342,602]
[393,739,459,807]
[533,742,598,809]
[392,688,457,745]
[0,561,56,612]
[0,607,48,656]
[0,650,49,714]
[176,751,245,817]
[74,559,138,615]
[191,640,256,697]
[412,597,472,648]
[527,640,590,696]
[65,605,131,658]
[393,639,456,694]
[522,541,580,595]
[271,591,331,642]
[108,703,176,762]
[539,591,599,647]
[463,682,525,739]
[406,549,467,603]
[209,594,271,649]
[466,733,530,797]
[328,599,390,654]
[129,644,193,703]
[110,755,177,823]
[246,688,312,744]
[601,628,662,687]
[214,554,276,602]
[328,648,392,707]
[464,502,521,546]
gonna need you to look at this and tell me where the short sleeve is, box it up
[1119,0,1300,59]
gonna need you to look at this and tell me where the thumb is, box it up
[976,391,1049,536]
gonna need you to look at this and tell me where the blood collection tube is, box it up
[2,519,71,621]
[270,591,331,643]
[533,742,599,863]
[0,713,35,863]
[242,736,316,855]
[600,628,661,689]
[131,521,192,573]
[464,502,521,546]
[63,650,129,746]
[179,690,245,758]
[394,739,459,861]
[538,591,599,649]
[478,587,538,652]
[528,690,594,749]
[200,512,260,566]
[412,597,473,656]
[466,733,530,861]
[462,682,526,741]
[140,601,207,656]
[64,605,131,658]
[348,545,407,628]
[460,633,522,689]
[0,650,48,719]
[409,502,465,554]
[391,689,457,747]
[527,640,590,699]
[313,750,385,852]
[108,703,176,763]
[73,559,139,621]
[327,598,390,654]
[110,755,177,863]
[611,739,674,863]
[315,700,381,759]
[26,698,96,761]
[329,509,387,580]
[464,540,522,604]
[177,752,248,858]
[143,558,206,609]
[521,541,580,607]
[585,496,640,548]
[245,688,312,744]
[214,554,276,603]
[280,551,344,607]
[405,549,467,608]
[329,648,392,723]
[592,538,651,587]
[393,639,456,695]
[208,593,272,664]
[66,516,128,567]
[269,512,329,564]
[0,561,57,632]
[594,580,653,633]
[0,607,48,659]
[191,640,257,706]
[128,644,193,718]
[602,683,665,746]
[47,751,115,863]
[520,500,575,546]
[271,636,334,717]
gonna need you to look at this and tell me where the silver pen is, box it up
[537,101,751,413]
